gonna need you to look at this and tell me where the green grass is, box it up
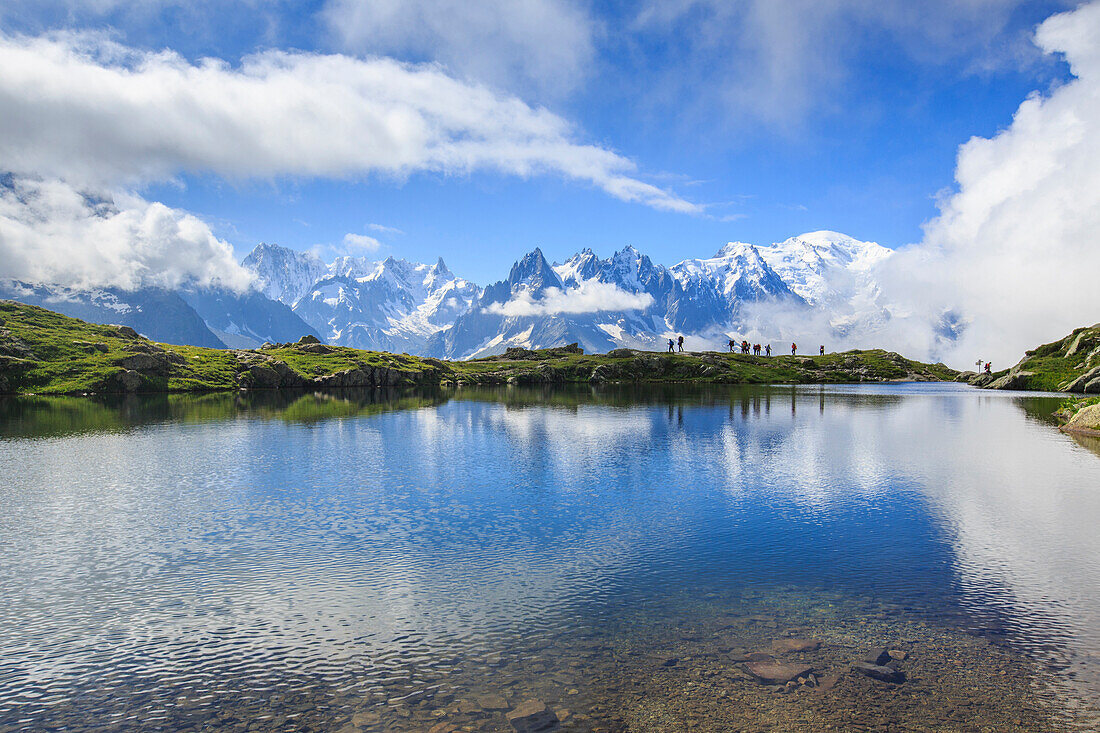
[1,300,960,395]
[993,323,1100,392]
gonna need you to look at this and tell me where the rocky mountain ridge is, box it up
[0,301,957,395]
[2,231,897,359]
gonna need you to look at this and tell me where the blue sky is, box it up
[0,0,1080,284]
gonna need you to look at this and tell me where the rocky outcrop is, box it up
[1063,365,1100,394]
[983,323,1100,393]
[987,364,1036,390]
[104,369,145,392]
[1062,404,1100,436]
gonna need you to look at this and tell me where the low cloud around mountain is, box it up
[485,281,655,317]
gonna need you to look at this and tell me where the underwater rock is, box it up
[506,700,559,732]
[863,647,892,666]
[853,662,906,683]
[744,661,813,684]
[771,638,822,653]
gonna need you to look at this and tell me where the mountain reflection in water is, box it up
[0,383,1097,731]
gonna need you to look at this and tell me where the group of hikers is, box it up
[666,336,826,357]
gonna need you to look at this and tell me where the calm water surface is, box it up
[1,384,1099,731]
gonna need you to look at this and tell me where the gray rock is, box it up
[988,369,1035,390]
[248,365,281,388]
[1063,404,1100,434]
[476,694,509,711]
[505,700,559,732]
[295,334,322,345]
[968,372,995,387]
[852,662,905,683]
[108,369,144,392]
[118,353,171,374]
[863,648,891,666]
[93,342,109,353]
[607,348,634,358]
[589,364,615,382]
[771,638,822,653]
[1061,364,1100,393]
[744,661,813,684]
[112,325,140,339]
[314,368,372,388]
[298,343,332,354]
[271,361,307,388]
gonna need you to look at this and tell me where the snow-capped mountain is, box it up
[294,256,479,353]
[1,233,895,357]
[754,231,893,337]
[424,243,811,359]
[427,248,634,359]
[238,232,895,359]
[756,231,891,307]
[242,243,329,307]
[241,244,481,353]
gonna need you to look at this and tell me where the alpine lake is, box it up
[2,383,1099,732]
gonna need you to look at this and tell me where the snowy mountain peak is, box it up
[554,249,601,286]
[508,247,563,291]
[756,231,892,307]
[713,241,756,259]
[672,242,795,304]
[773,231,892,270]
[242,242,328,307]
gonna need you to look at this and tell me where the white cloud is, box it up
[0,33,697,214]
[368,222,404,235]
[0,177,254,291]
[874,0,1100,368]
[342,232,382,253]
[320,0,595,99]
[486,280,655,317]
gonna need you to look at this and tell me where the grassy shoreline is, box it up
[1,301,959,396]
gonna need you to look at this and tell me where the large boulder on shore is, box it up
[1063,404,1100,435]
[117,353,172,374]
[104,369,145,392]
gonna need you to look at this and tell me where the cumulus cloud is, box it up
[875,0,1100,368]
[0,33,696,214]
[486,280,656,317]
[342,232,382,253]
[321,0,595,99]
[0,177,254,291]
